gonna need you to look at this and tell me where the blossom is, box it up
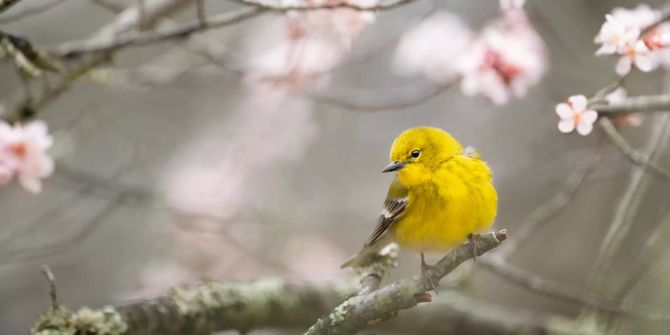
[610,4,660,31]
[615,40,656,75]
[555,95,598,136]
[594,5,663,75]
[458,12,546,105]
[392,11,472,83]
[499,0,525,11]
[594,15,640,55]
[0,120,54,193]
[244,9,373,90]
[642,22,670,50]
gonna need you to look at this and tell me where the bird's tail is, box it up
[340,234,394,268]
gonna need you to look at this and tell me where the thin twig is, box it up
[590,113,670,288]
[599,117,670,181]
[196,0,206,26]
[479,256,670,321]
[88,0,124,13]
[54,0,416,58]
[0,0,22,14]
[593,94,670,115]
[0,0,67,24]
[230,0,417,11]
[40,265,59,309]
[308,81,454,112]
[494,144,605,259]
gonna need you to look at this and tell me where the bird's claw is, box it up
[420,253,439,295]
[468,233,480,262]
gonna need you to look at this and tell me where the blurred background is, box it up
[2,0,670,334]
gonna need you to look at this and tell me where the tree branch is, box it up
[5,0,195,121]
[304,230,507,335]
[598,117,670,181]
[54,0,417,58]
[593,94,670,115]
[32,278,360,335]
[0,0,22,13]
[0,0,67,24]
[308,81,453,112]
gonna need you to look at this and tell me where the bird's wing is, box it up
[364,177,408,247]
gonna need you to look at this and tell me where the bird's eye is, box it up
[411,150,420,158]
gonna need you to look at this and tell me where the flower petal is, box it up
[634,53,657,72]
[576,121,594,136]
[581,110,598,124]
[558,119,575,133]
[19,174,42,194]
[568,95,588,112]
[555,103,573,119]
[616,57,632,75]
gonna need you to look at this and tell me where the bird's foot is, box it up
[420,253,439,295]
[468,233,480,262]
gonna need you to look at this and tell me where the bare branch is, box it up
[479,256,670,321]
[309,81,453,112]
[494,145,604,259]
[593,94,670,115]
[33,278,359,335]
[304,230,507,335]
[0,0,67,24]
[54,0,416,58]
[381,291,594,335]
[5,0,195,121]
[88,0,124,13]
[590,113,670,286]
[599,117,670,181]
[40,265,59,310]
[0,0,22,13]
[230,0,418,11]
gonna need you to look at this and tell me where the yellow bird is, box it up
[342,127,498,288]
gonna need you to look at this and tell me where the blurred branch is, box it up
[40,265,59,310]
[5,0,195,122]
[589,113,670,288]
[0,0,67,24]
[55,0,416,59]
[493,144,604,259]
[54,6,262,58]
[598,117,670,181]
[32,278,360,335]
[309,81,453,112]
[0,0,21,13]
[88,0,125,13]
[230,0,417,11]
[593,94,670,115]
[304,230,507,335]
[479,256,670,321]
[381,292,597,335]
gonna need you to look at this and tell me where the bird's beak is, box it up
[382,161,407,173]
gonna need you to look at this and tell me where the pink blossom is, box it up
[459,11,546,105]
[244,9,373,90]
[610,4,660,30]
[499,0,525,11]
[0,120,54,193]
[393,11,472,83]
[555,95,598,136]
[594,15,640,55]
[615,40,657,75]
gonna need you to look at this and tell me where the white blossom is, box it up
[555,95,598,136]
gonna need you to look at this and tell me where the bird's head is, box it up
[383,127,463,185]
